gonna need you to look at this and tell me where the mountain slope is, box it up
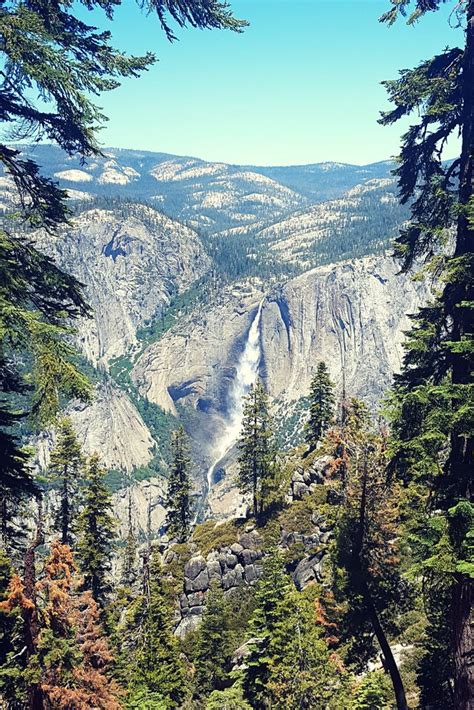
[35,202,211,365]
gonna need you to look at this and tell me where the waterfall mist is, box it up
[206,301,264,491]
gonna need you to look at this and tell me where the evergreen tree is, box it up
[0,229,90,550]
[0,550,25,704]
[379,2,474,705]
[121,493,138,588]
[47,418,84,546]
[242,552,291,707]
[305,361,335,451]
[76,453,116,605]
[206,683,252,710]
[352,672,392,710]
[166,426,192,542]
[0,541,121,709]
[264,588,346,709]
[194,585,234,698]
[125,551,188,708]
[243,554,346,709]
[330,401,408,710]
[238,380,277,519]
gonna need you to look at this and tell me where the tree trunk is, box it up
[356,448,408,710]
[0,495,7,547]
[360,579,408,710]
[452,574,474,710]
[448,4,474,706]
[61,464,69,545]
[23,500,44,710]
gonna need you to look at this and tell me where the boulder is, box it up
[230,542,244,555]
[225,553,238,568]
[207,560,222,581]
[222,563,244,591]
[239,532,258,549]
[175,615,201,638]
[185,568,209,593]
[241,548,254,565]
[244,564,259,583]
[188,591,205,607]
[184,555,206,581]
[293,553,324,590]
[293,482,308,499]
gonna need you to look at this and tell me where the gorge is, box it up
[7,145,425,524]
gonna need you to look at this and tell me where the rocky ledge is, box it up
[166,500,332,636]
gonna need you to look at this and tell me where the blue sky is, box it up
[90,0,462,166]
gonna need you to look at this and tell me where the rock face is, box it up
[36,204,211,365]
[133,282,264,415]
[113,477,167,539]
[132,254,427,486]
[34,382,155,475]
[69,382,155,472]
[132,282,265,472]
[262,255,427,411]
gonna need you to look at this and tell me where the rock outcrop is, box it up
[113,477,167,539]
[166,445,335,636]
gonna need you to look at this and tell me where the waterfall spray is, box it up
[206,300,264,492]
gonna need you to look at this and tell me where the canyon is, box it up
[6,145,428,526]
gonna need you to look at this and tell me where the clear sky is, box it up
[89,0,462,166]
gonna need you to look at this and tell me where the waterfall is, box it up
[206,300,264,492]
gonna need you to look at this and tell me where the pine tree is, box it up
[242,552,291,707]
[305,361,335,452]
[264,588,347,710]
[238,380,277,519]
[379,3,474,705]
[242,554,346,709]
[0,549,26,704]
[194,585,233,698]
[0,233,91,545]
[206,683,252,710]
[76,453,116,605]
[121,493,138,588]
[330,402,408,710]
[47,418,84,546]
[125,551,188,708]
[38,543,122,709]
[352,672,392,710]
[0,541,121,709]
[166,426,192,542]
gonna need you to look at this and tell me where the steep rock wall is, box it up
[35,205,211,365]
[34,382,155,474]
[261,255,426,410]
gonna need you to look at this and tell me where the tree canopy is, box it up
[380,1,474,706]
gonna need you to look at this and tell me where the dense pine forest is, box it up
[0,0,472,709]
